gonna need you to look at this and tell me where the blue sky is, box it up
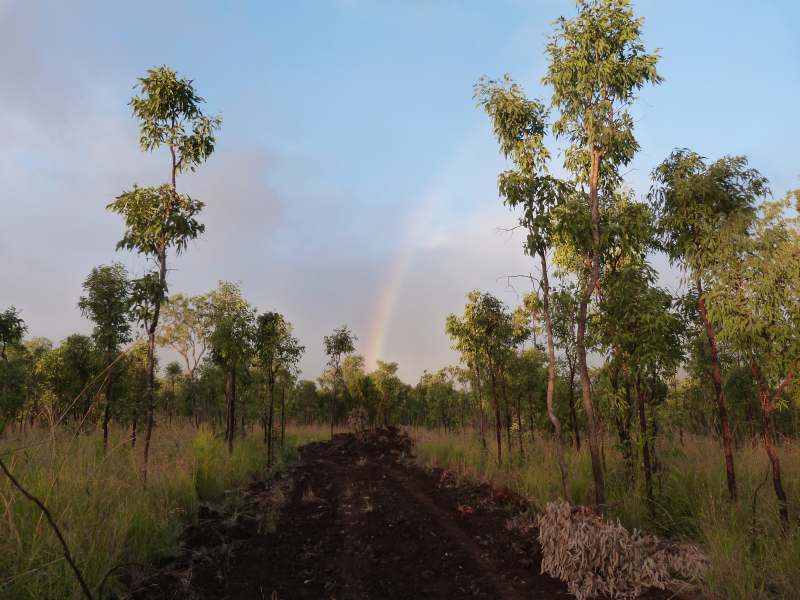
[1,0,798,381]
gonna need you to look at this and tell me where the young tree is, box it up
[323,326,357,437]
[447,292,516,465]
[542,0,662,508]
[650,149,769,501]
[707,200,799,526]
[253,311,304,466]
[551,285,581,449]
[372,360,400,427]
[78,263,132,451]
[476,75,571,499]
[208,282,255,454]
[108,66,220,479]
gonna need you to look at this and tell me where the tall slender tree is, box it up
[542,0,662,507]
[207,282,255,454]
[476,75,572,500]
[650,149,769,501]
[323,326,357,437]
[78,263,132,451]
[254,311,304,466]
[108,66,220,480]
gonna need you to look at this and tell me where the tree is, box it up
[0,308,28,429]
[542,0,662,508]
[707,199,800,526]
[254,311,304,466]
[78,263,132,451]
[650,149,769,501]
[207,282,255,454]
[476,75,571,499]
[372,360,400,426]
[323,326,357,437]
[158,293,212,381]
[108,66,219,480]
[447,291,517,465]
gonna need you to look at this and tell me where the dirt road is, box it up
[131,429,671,599]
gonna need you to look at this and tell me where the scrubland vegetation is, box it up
[1,1,799,599]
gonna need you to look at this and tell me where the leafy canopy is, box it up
[107,184,205,257]
[78,263,132,354]
[130,65,221,173]
[544,0,662,186]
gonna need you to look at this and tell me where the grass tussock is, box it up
[413,428,800,600]
[0,420,329,599]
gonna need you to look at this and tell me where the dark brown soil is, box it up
[128,428,677,600]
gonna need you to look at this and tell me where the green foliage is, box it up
[107,184,205,258]
[544,0,662,186]
[78,263,132,355]
[130,65,221,173]
[207,281,256,369]
[649,149,769,273]
[0,306,27,362]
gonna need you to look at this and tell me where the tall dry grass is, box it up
[413,428,800,600]
[0,420,328,599]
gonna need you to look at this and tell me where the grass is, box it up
[0,420,329,599]
[413,428,800,600]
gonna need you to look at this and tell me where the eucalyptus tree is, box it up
[446,291,516,464]
[650,150,769,501]
[542,0,662,507]
[707,200,800,526]
[323,325,357,437]
[254,311,304,465]
[477,75,571,498]
[0,307,26,363]
[78,263,132,451]
[108,66,220,479]
[158,293,212,382]
[208,282,255,453]
[372,360,400,427]
[0,307,26,423]
[445,304,490,448]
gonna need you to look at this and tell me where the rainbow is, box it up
[364,192,439,370]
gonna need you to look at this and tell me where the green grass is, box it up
[0,420,328,599]
[413,428,800,600]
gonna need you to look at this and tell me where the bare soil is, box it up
[128,428,675,599]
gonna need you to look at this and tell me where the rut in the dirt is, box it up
[129,428,672,600]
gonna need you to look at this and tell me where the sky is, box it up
[1,0,798,383]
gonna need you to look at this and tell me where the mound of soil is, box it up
[128,428,675,599]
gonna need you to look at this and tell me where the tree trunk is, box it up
[576,270,605,507]
[634,376,654,513]
[753,365,790,528]
[500,367,513,459]
[487,359,502,465]
[568,364,580,451]
[102,363,113,454]
[280,384,286,451]
[540,250,571,502]
[142,248,167,483]
[225,366,236,454]
[267,375,275,467]
[697,279,737,502]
